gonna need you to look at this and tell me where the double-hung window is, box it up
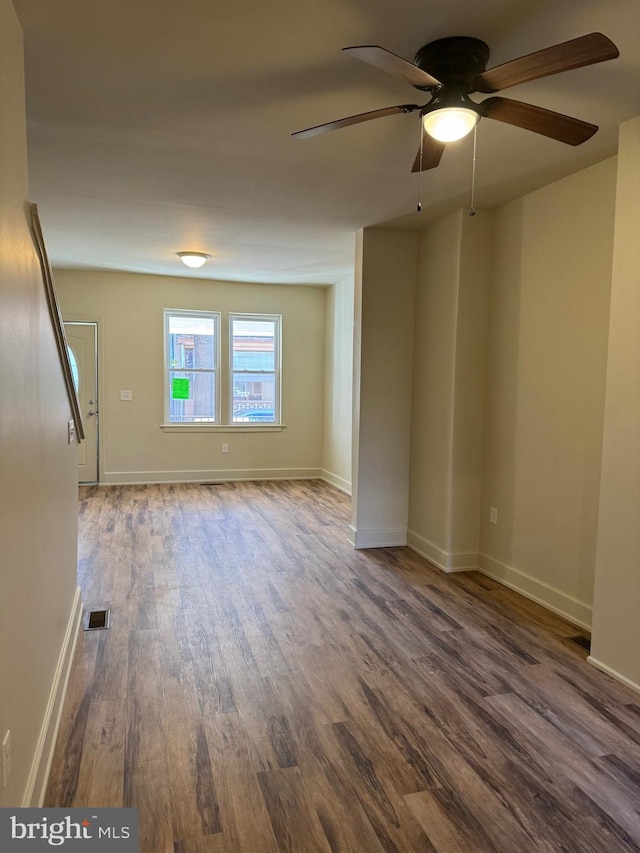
[230,314,281,424]
[164,309,220,423]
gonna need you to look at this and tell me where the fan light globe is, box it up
[422,107,479,142]
[177,251,210,269]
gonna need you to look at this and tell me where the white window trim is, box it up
[163,308,221,426]
[229,312,282,426]
[160,423,285,433]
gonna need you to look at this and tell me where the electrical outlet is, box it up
[2,730,12,788]
[67,418,76,444]
[222,443,229,453]
[490,507,498,525]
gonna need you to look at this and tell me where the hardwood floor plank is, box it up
[487,691,640,848]
[123,757,174,853]
[194,724,223,835]
[325,720,438,852]
[293,725,390,853]
[205,753,279,853]
[405,789,472,853]
[47,691,92,808]
[570,785,640,852]
[72,699,125,807]
[125,629,165,767]
[90,627,129,703]
[162,661,224,841]
[257,767,331,853]
[45,629,99,806]
[266,714,298,769]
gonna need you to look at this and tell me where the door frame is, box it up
[63,314,104,484]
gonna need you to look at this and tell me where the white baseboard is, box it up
[407,530,477,573]
[22,585,83,807]
[587,655,640,696]
[320,469,352,495]
[477,552,592,630]
[406,535,593,629]
[102,467,322,485]
[348,525,407,549]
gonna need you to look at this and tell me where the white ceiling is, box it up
[13,0,640,285]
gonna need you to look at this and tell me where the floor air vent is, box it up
[85,609,110,631]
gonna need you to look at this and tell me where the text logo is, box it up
[0,808,138,850]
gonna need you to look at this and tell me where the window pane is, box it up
[67,346,79,392]
[169,370,216,422]
[168,315,215,370]
[232,373,275,422]
[232,319,275,371]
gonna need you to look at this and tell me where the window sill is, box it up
[161,423,285,433]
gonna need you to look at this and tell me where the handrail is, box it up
[29,203,85,442]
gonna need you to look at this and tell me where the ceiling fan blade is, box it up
[476,32,619,94]
[482,97,598,145]
[343,45,441,89]
[411,131,446,172]
[292,104,420,139]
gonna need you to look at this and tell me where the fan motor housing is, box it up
[414,36,490,88]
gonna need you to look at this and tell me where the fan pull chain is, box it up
[417,123,423,212]
[469,125,477,217]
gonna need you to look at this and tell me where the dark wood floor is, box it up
[46,480,640,852]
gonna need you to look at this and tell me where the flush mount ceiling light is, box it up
[177,251,210,269]
[422,106,479,142]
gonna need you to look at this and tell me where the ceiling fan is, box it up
[292,33,619,171]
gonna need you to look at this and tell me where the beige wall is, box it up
[479,157,616,627]
[351,228,418,547]
[0,0,79,806]
[408,210,491,570]
[322,275,353,493]
[408,213,461,556]
[450,213,492,558]
[55,270,327,484]
[590,117,640,691]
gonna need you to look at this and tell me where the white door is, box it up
[65,322,99,483]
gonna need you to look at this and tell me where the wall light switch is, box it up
[120,390,132,401]
[490,507,498,525]
[67,419,75,444]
